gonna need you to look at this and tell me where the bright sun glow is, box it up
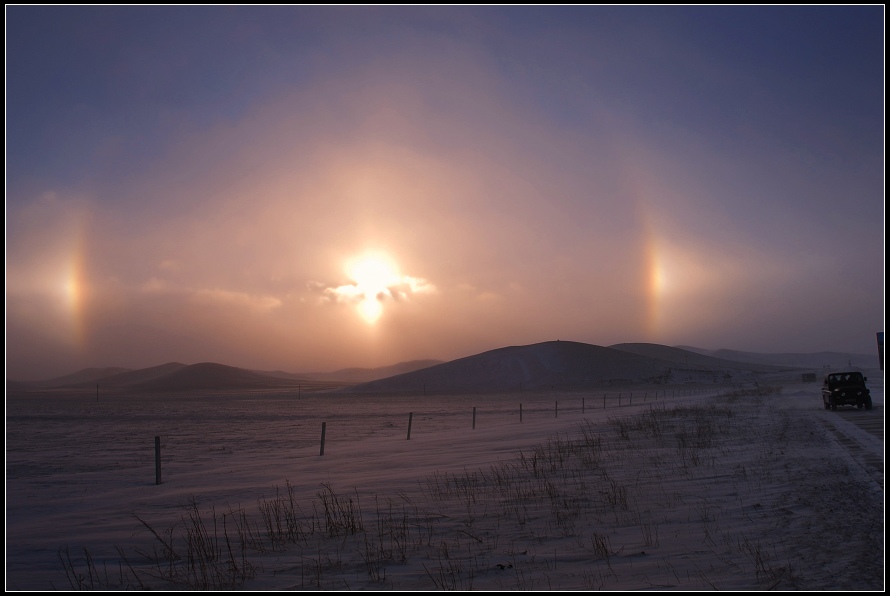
[346,253,401,324]
[325,251,434,324]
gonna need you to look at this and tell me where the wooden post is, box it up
[582,397,585,414]
[603,394,606,409]
[319,422,327,456]
[520,403,523,422]
[629,392,633,406]
[154,436,161,485]
[472,407,476,430]
[407,412,413,440]
[555,401,558,418]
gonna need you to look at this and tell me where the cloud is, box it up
[323,283,365,304]
[318,268,437,325]
[190,288,283,312]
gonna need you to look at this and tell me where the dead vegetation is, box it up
[56,389,883,590]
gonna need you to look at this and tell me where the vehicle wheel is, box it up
[865,398,873,411]
[857,403,864,410]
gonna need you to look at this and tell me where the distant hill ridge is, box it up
[34,366,133,387]
[302,360,444,383]
[343,340,785,394]
[10,341,876,394]
[13,359,442,393]
[134,363,301,392]
[76,362,188,388]
[609,343,786,373]
[675,346,877,370]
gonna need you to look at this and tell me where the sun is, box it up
[345,252,400,324]
[328,250,434,324]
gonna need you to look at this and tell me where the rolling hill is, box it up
[675,346,879,370]
[10,359,447,394]
[299,359,444,383]
[33,367,134,388]
[341,340,778,394]
[71,362,189,388]
[130,362,305,392]
[11,340,870,396]
[608,343,790,373]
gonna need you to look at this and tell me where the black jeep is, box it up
[822,371,872,411]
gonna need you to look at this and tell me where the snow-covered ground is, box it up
[6,377,884,590]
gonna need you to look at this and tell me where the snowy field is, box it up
[6,378,884,591]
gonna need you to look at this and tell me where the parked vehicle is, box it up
[822,371,872,411]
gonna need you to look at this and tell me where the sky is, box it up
[6,6,885,381]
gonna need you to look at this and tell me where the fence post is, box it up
[520,403,523,422]
[320,422,327,456]
[407,412,413,440]
[555,401,558,418]
[472,407,476,429]
[582,397,585,414]
[154,436,161,485]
